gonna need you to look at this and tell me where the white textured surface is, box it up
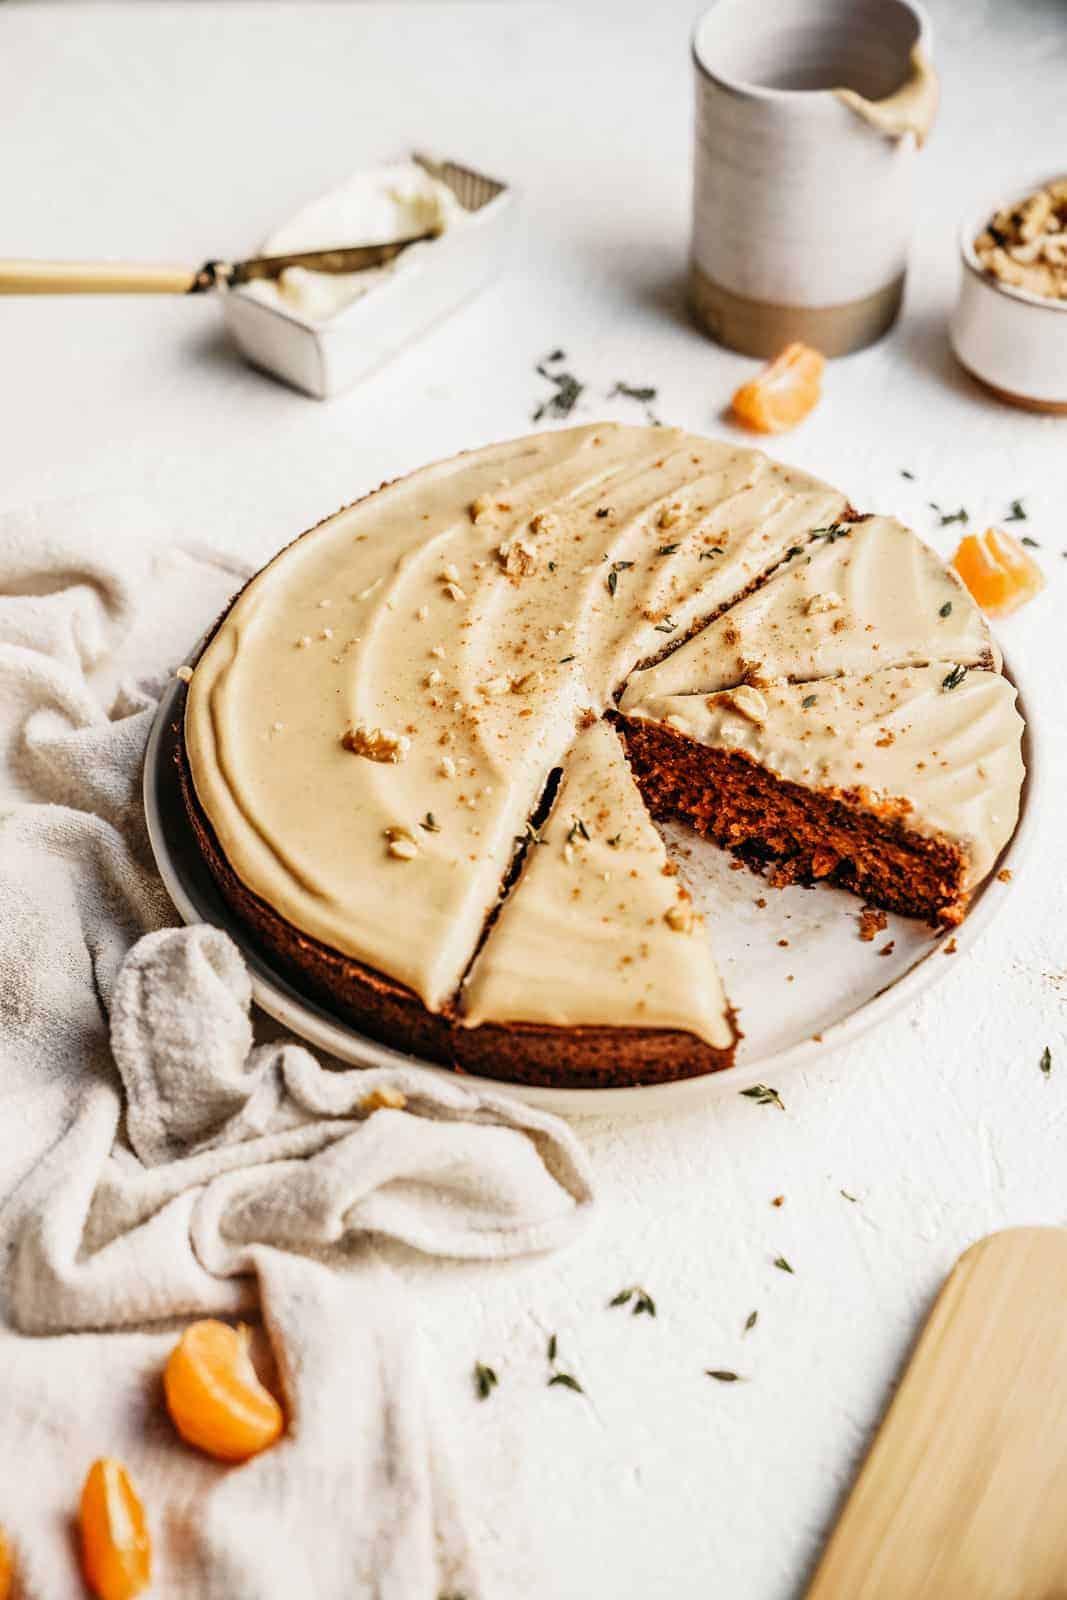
[3,3,1066,1595]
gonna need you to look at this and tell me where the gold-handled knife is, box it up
[0,235,436,295]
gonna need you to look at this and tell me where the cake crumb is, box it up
[943,936,959,955]
[664,901,694,933]
[879,940,895,957]
[858,906,888,942]
[755,896,767,909]
[771,1194,784,1207]
[777,938,789,948]
[997,868,1013,882]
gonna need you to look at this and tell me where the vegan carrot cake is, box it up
[178,423,1025,1087]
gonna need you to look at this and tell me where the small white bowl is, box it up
[220,154,518,400]
[951,173,1067,414]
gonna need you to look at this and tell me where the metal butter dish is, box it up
[223,153,516,399]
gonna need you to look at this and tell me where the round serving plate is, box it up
[144,654,1040,1118]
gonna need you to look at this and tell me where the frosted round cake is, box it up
[179,424,1024,1087]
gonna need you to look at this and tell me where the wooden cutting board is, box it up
[805,1228,1067,1600]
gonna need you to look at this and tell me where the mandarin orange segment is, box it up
[164,1319,284,1463]
[79,1459,151,1600]
[731,342,825,433]
[0,1526,13,1600]
[951,526,1046,617]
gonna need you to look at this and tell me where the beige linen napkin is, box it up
[0,499,595,1598]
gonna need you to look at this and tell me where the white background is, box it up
[3,2,1066,1595]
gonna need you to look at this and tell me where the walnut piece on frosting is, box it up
[384,825,419,861]
[664,899,695,933]
[342,723,411,763]
[498,537,538,580]
[974,178,1067,300]
[806,591,843,615]
[708,685,768,724]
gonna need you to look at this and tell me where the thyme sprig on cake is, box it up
[740,1084,785,1111]
[473,1362,498,1401]
[546,1333,584,1394]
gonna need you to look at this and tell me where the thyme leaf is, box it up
[610,1286,656,1317]
[568,816,590,843]
[941,664,967,692]
[740,1083,785,1111]
[774,1256,795,1275]
[1021,535,1040,548]
[420,812,441,833]
[547,1333,557,1363]
[939,601,953,618]
[802,693,817,710]
[548,1372,584,1393]
[610,381,658,403]
[1006,498,1027,521]
[657,543,680,556]
[900,469,915,480]
[1040,1045,1052,1077]
[474,1362,498,1400]
[705,1370,742,1383]
[744,1310,758,1333]
[654,616,678,634]
[559,653,576,663]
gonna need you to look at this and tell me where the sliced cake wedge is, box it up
[618,664,1024,927]
[455,720,738,1086]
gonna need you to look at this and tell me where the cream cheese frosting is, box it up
[243,161,467,323]
[620,515,997,706]
[183,422,1024,1046]
[460,720,732,1045]
[623,666,1024,887]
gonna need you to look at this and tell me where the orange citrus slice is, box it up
[164,1319,284,1463]
[731,342,825,433]
[79,1459,151,1600]
[951,527,1045,617]
[0,1526,13,1600]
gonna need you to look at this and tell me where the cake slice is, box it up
[455,720,738,1085]
[620,516,997,706]
[618,664,1024,926]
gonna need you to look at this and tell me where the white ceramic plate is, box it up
[144,659,1039,1117]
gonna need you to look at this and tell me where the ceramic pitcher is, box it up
[691,0,938,358]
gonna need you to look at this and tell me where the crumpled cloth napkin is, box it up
[0,499,595,1599]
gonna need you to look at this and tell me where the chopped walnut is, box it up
[664,900,695,933]
[438,755,457,778]
[528,510,558,536]
[384,826,418,861]
[479,675,512,697]
[708,684,768,723]
[975,179,1067,300]
[342,723,411,763]
[442,581,467,602]
[498,537,538,579]
[806,591,843,615]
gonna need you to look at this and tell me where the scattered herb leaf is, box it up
[783,545,804,561]
[596,507,611,519]
[533,359,584,423]
[699,546,725,560]
[740,1083,785,1111]
[568,816,591,843]
[900,469,915,480]
[474,1362,498,1400]
[654,616,678,634]
[607,833,622,848]
[657,543,680,556]
[802,693,817,710]
[939,600,953,618]
[547,1333,557,1363]
[559,653,575,664]
[941,664,967,692]
[609,1289,633,1308]
[811,523,851,544]
[938,507,968,527]
[420,812,441,833]
[744,1310,758,1334]
[774,1256,795,1275]
[611,381,658,403]
[543,348,565,364]
[606,559,634,598]
[1040,1045,1052,1077]
[1021,535,1040,548]
[548,1372,584,1393]
[1006,498,1027,521]
[840,1189,859,1203]
[705,1370,741,1383]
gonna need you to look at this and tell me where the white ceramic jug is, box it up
[691,0,938,358]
